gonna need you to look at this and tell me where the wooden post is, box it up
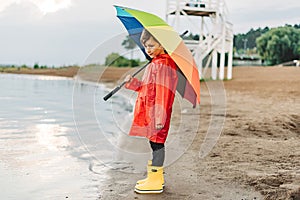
[219,23,226,80]
[227,39,233,79]
[212,50,218,80]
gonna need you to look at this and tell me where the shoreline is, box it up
[2,66,300,199]
[0,66,80,77]
[0,66,133,82]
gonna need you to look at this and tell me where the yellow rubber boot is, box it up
[134,166,164,194]
[136,160,152,185]
[136,162,165,187]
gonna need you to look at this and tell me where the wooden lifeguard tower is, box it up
[166,0,233,80]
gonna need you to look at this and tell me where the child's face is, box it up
[143,37,165,58]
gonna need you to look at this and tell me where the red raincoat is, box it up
[125,54,178,143]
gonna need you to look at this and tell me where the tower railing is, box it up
[166,0,234,80]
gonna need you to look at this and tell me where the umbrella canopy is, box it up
[115,5,200,107]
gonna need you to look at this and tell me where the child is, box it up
[124,29,178,193]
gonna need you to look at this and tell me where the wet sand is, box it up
[2,66,300,199]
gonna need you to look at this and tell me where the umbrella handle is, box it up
[180,30,189,37]
[103,82,126,101]
[103,61,150,101]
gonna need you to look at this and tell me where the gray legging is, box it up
[149,141,165,167]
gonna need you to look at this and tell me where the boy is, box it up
[124,29,178,193]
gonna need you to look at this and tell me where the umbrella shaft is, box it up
[103,62,150,101]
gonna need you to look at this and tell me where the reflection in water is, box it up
[0,74,110,200]
[35,122,70,151]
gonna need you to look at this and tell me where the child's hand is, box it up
[124,75,132,83]
[156,123,164,130]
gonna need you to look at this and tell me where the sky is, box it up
[0,0,299,66]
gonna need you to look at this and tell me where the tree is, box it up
[234,27,269,53]
[256,26,300,65]
[122,36,137,67]
[33,63,39,69]
[105,52,140,67]
[105,52,122,66]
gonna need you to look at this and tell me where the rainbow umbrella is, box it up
[113,5,200,106]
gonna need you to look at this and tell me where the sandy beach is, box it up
[1,66,299,199]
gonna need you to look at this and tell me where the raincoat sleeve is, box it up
[125,77,142,92]
[154,63,177,126]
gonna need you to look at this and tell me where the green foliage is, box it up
[122,36,137,50]
[32,63,48,69]
[0,64,29,69]
[40,65,48,69]
[33,63,39,69]
[234,27,269,52]
[105,52,140,67]
[105,53,119,66]
[233,24,300,52]
[129,59,140,67]
[256,26,300,65]
[121,36,139,66]
[183,33,199,40]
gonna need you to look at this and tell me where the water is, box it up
[0,73,201,199]
[0,74,132,199]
